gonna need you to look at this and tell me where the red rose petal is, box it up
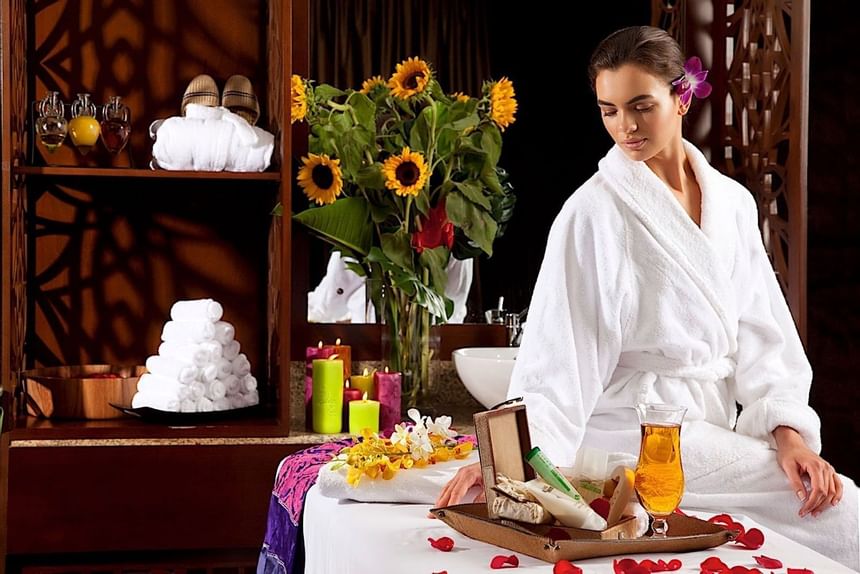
[708,514,746,535]
[614,558,639,574]
[432,571,448,574]
[700,556,729,573]
[787,569,815,574]
[735,527,764,550]
[639,559,659,571]
[553,560,583,574]
[666,559,682,571]
[753,555,783,569]
[590,497,611,520]
[490,554,519,569]
[427,536,454,552]
[673,507,689,516]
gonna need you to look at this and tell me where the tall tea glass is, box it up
[634,403,687,537]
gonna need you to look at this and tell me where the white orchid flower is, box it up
[390,423,410,448]
[427,415,457,439]
[409,426,434,461]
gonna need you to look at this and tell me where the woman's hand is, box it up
[773,425,843,517]
[431,462,485,515]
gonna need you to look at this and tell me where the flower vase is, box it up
[379,282,439,410]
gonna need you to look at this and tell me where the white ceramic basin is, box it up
[452,347,518,409]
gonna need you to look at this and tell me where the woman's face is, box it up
[595,64,683,161]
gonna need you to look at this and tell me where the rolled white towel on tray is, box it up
[221,374,241,396]
[244,389,260,406]
[158,341,209,368]
[213,397,231,411]
[198,340,223,362]
[197,397,215,412]
[170,299,223,322]
[205,380,227,401]
[137,373,184,395]
[242,374,258,393]
[145,355,197,384]
[132,391,180,412]
[189,381,206,401]
[222,340,240,361]
[213,321,235,344]
[161,320,215,343]
[231,353,251,377]
[199,363,219,384]
[215,357,233,379]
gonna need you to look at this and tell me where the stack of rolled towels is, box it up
[131,298,260,412]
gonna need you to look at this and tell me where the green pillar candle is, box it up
[349,395,380,435]
[312,358,344,434]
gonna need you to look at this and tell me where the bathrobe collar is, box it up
[598,139,739,353]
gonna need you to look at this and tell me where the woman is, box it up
[436,26,859,568]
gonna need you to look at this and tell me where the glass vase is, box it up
[69,93,101,155]
[378,280,439,410]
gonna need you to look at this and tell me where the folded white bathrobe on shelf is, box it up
[508,140,860,569]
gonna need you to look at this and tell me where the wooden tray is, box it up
[431,503,733,562]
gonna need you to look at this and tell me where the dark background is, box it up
[310,1,860,480]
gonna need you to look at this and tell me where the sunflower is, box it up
[450,91,470,103]
[387,57,432,99]
[291,74,307,123]
[297,153,343,205]
[382,147,430,197]
[489,77,517,131]
[359,75,386,95]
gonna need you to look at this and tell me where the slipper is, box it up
[181,74,219,116]
[222,74,260,125]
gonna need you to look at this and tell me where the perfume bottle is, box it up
[69,93,100,154]
[100,95,131,154]
[35,91,68,152]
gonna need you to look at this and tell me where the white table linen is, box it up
[304,484,856,573]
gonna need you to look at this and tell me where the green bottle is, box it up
[525,446,583,501]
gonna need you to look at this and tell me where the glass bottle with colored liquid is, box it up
[634,403,686,537]
[69,93,100,155]
[35,91,68,153]
[100,95,131,154]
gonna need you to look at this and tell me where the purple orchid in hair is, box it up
[672,56,713,107]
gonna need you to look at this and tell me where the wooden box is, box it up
[23,364,146,419]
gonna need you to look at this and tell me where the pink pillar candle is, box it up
[305,341,334,430]
[374,367,402,434]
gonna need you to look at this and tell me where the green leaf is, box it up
[454,180,492,210]
[481,162,503,194]
[409,105,432,152]
[419,246,450,294]
[293,197,373,256]
[314,84,346,102]
[381,229,414,271]
[414,189,430,217]
[271,202,284,217]
[446,191,498,256]
[436,127,457,158]
[348,92,377,133]
[355,164,385,190]
[481,124,502,167]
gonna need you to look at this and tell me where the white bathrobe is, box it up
[508,140,859,568]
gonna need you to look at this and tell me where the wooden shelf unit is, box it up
[0,1,298,571]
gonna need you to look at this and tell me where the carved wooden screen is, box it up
[653,0,810,342]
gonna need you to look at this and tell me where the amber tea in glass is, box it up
[634,403,686,537]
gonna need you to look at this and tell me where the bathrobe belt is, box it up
[618,352,737,412]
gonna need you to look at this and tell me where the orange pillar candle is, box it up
[312,356,344,434]
[349,392,380,435]
[324,338,351,383]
